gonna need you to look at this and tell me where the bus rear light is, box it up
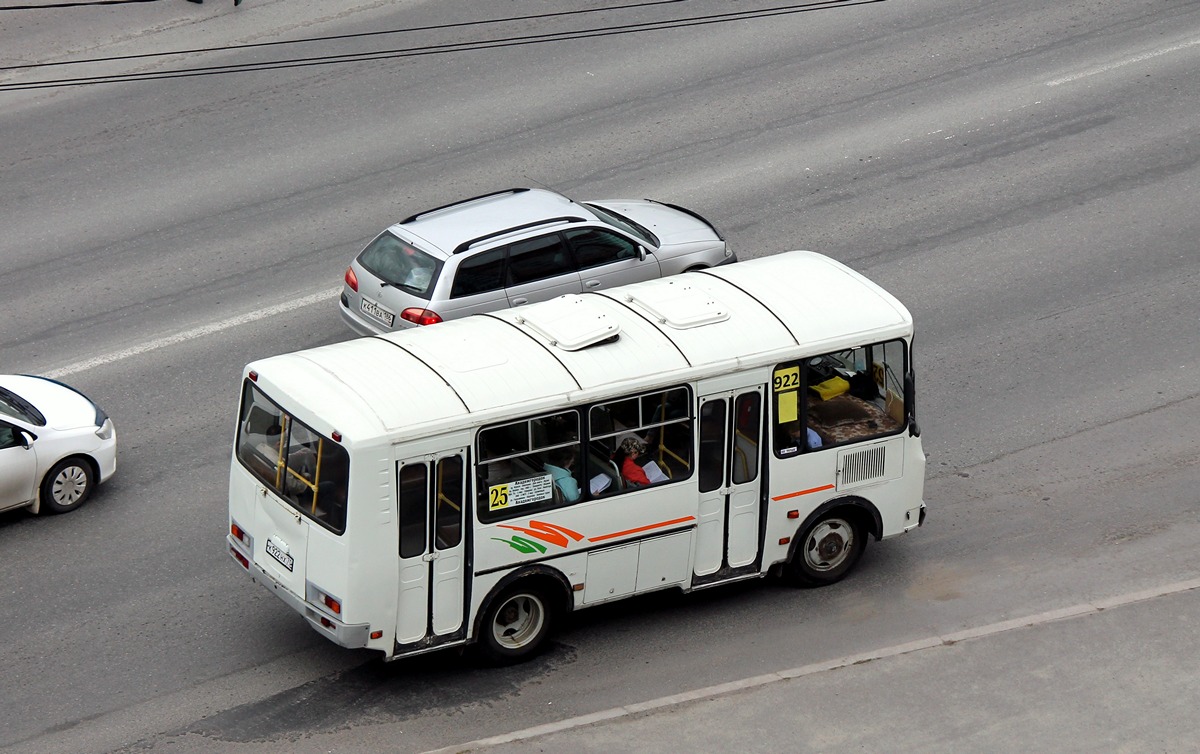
[400,307,443,326]
[331,431,342,442]
[320,616,333,629]
[344,267,359,292]
[248,370,258,382]
[370,630,383,640]
[308,582,345,619]
[231,522,248,544]
[231,547,249,569]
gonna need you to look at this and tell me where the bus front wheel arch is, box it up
[474,575,564,665]
[783,506,869,588]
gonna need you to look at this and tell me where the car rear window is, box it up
[358,232,443,299]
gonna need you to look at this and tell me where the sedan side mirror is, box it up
[19,430,35,449]
[637,245,648,262]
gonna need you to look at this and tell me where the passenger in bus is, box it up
[616,437,652,487]
[543,447,581,503]
[786,421,823,451]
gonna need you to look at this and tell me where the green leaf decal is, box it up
[492,536,548,554]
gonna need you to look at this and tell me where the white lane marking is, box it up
[44,287,341,379]
[423,576,1200,754]
[1046,38,1200,86]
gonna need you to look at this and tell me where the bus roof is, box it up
[246,251,913,444]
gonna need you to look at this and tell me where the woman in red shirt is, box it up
[617,437,651,487]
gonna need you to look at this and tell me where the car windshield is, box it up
[357,232,444,298]
[0,386,45,426]
[584,203,659,248]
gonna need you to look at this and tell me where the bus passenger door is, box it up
[396,451,468,647]
[694,387,765,580]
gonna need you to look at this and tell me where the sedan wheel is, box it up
[41,458,95,514]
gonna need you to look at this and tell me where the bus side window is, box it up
[588,386,693,491]
[477,411,582,521]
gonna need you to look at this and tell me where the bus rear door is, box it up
[396,450,468,648]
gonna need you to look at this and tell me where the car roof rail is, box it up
[401,188,531,225]
[452,216,586,254]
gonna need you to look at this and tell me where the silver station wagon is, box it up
[339,187,735,334]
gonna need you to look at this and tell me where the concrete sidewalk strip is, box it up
[424,576,1200,754]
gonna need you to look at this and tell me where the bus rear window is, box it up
[236,381,350,534]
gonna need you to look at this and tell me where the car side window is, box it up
[450,247,507,298]
[0,424,19,450]
[506,234,575,285]
[564,228,640,270]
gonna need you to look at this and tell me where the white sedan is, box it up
[0,375,117,515]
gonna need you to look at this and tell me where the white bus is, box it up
[227,250,925,664]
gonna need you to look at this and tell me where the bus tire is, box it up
[784,510,866,587]
[40,457,95,514]
[476,581,555,665]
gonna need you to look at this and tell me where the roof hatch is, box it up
[622,280,730,329]
[513,295,621,351]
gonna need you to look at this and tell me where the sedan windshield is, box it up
[584,203,659,248]
[357,232,443,298]
[0,386,45,426]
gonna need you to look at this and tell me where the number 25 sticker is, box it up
[489,484,510,511]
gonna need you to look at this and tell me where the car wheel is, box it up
[40,458,95,514]
[476,581,555,665]
[784,511,866,587]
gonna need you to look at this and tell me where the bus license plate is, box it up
[359,296,395,328]
[265,538,295,572]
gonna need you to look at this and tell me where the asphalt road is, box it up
[1,1,1197,752]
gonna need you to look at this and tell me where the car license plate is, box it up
[265,537,295,572]
[359,296,395,328]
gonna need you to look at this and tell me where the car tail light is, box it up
[401,308,443,326]
[344,267,359,292]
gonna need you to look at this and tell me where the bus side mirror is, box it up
[904,373,920,437]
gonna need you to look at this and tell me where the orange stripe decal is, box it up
[771,483,836,502]
[588,515,696,543]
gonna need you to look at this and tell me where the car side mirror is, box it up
[19,430,35,449]
[637,245,648,262]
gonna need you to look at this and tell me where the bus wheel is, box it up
[478,583,554,665]
[40,458,95,514]
[785,512,865,587]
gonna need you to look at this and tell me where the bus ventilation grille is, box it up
[840,445,887,486]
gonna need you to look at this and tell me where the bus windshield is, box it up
[235,381,350,533]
